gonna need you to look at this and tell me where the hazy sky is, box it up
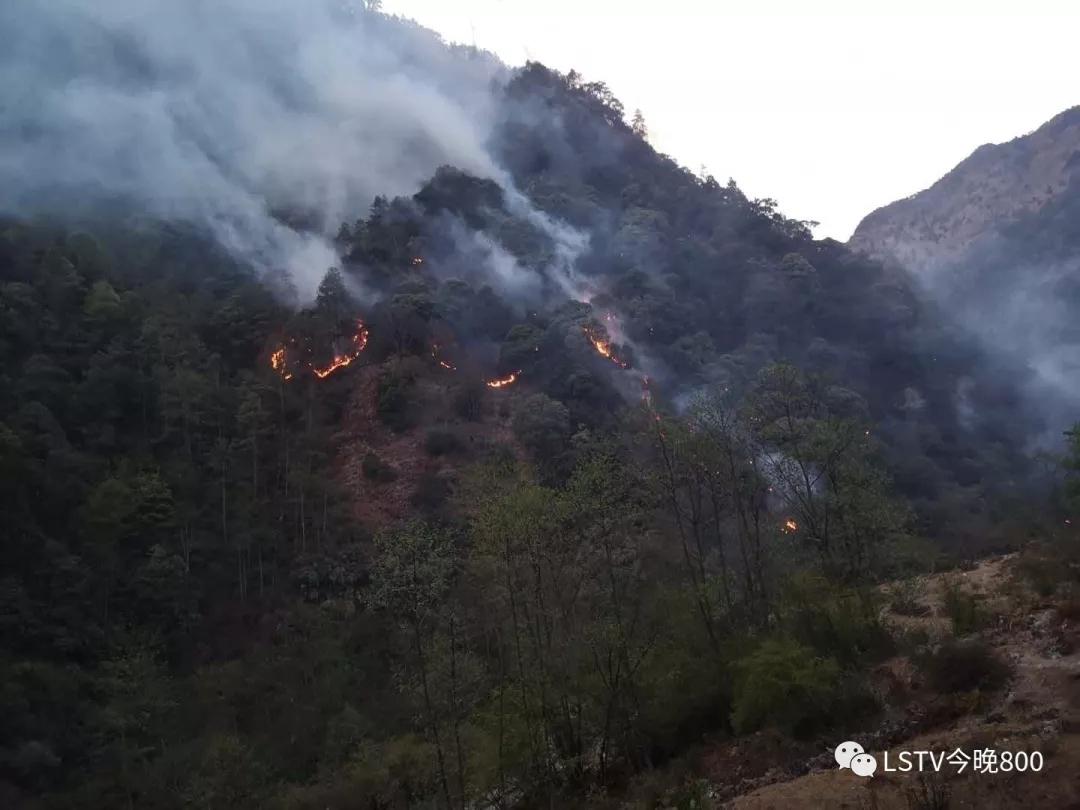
[382,0,1079,240]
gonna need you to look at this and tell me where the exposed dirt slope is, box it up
[337,362,521,531]
[722,555,1080,809]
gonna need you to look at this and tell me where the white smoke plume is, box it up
[0,0,508,298]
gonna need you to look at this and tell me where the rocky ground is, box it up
[694,554,1080,809]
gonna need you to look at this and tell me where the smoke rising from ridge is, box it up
[0,0,508,298]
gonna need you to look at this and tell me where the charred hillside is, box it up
[330,64,1039,536]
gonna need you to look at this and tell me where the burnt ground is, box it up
[337,361,523,532]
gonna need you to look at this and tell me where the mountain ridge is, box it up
[850,105,1080,272]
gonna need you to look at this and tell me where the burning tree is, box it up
[743,364,908,582]
[583,324,630,369]
[644,364,909,635]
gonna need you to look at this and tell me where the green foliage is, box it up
[0,220,362,804]
[83,279,124,323]
[780,573,893,667]
[1,39,1059,809]
[1017,549,1065,597]
[942,578,987,636]
[1015,540,1080,598]
[889,578,930,617]
[498,323,544,371]
[730,638,843,737]
[182,734,268,809]
[376,361,416,431]
[746,364,910,581]
[511,392,571,473]
[369,521,455,620]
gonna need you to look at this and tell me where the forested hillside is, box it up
[1,7,1076,810]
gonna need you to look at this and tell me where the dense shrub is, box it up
[942,578,986,636]
[424,428,465,457]
[376,364,416,432]
[511,393,572,480]
[361,452,397,483]
[781,574,894,667]
[1017,541,1080,598]
[918,639,1011,694]
[730,638,843,737]
[410,470,451,513]
[889,578,930,617]
[452,380,485,421]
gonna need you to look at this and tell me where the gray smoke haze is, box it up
[0,0,509,298]
[908,237,1080,445]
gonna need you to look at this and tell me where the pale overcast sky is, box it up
[381,0,1079,240]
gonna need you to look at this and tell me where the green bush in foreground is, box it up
[731,638,842,737]
[942,578,986,636]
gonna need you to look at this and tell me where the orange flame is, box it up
[270,347,294,380]
[584,326,629,369]
[311,321,369,379]
[312,354,356,379]
[782,518,798,534]
[272,320,369,382]
[431,343,457,371]
[486,370,521,389]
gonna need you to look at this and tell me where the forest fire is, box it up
[782,518,799,534]
[312,321,369,379]
[486,370,521,389]
[270,347,293,380]
[584,327,629,369]
[431,343,457,370]
[271,320,369,381]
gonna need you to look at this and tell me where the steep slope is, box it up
[848,108,1080,437]
[2,9,1073,806]
[850,106,1080,272]
[329,65,1041,544]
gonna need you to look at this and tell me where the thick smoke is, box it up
[0,0,508,298]
[908,232,1080,444]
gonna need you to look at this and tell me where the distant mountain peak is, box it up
[849,105,1080,273]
